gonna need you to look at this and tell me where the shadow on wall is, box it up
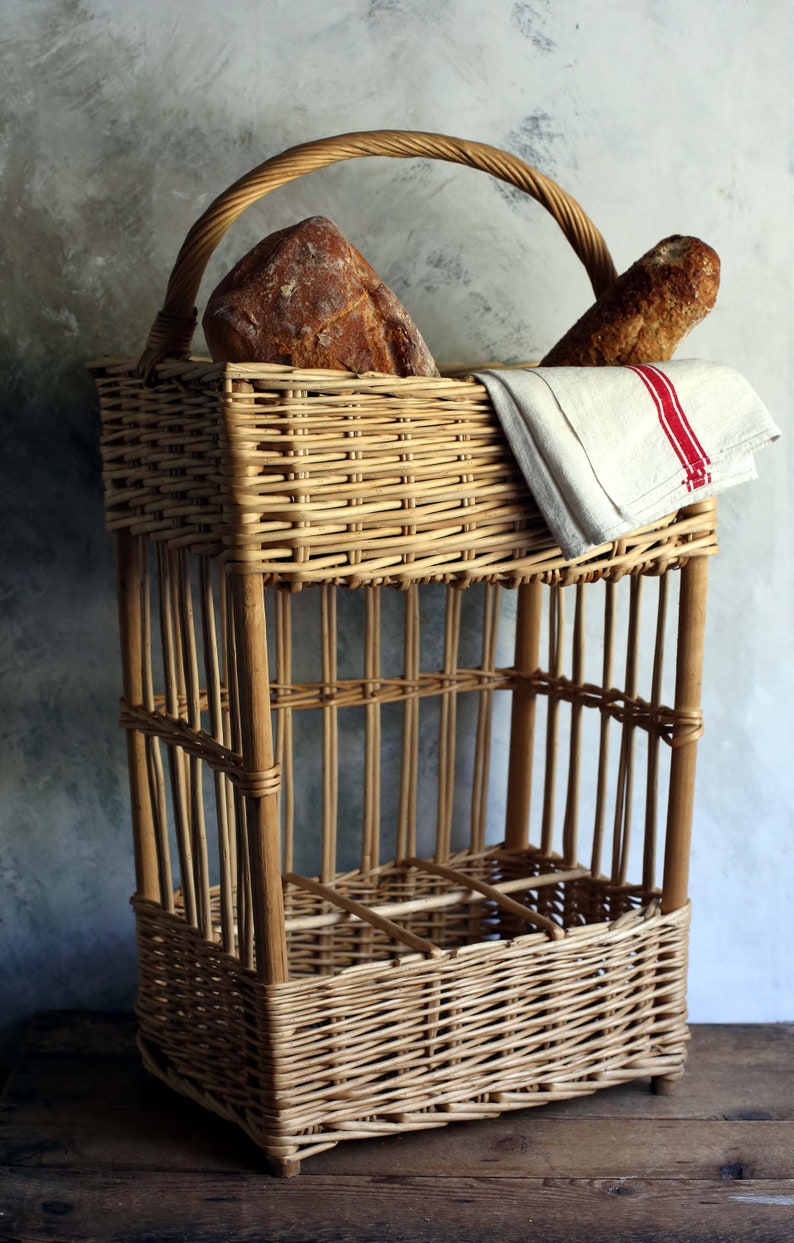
[0,350,139,1065]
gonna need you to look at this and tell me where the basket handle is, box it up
[138,128,618,378]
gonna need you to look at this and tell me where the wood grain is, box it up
[2,1013,793,1243]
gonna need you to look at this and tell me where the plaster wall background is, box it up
[1,0,791,1062]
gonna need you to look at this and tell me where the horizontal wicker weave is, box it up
[93,130,714,1174]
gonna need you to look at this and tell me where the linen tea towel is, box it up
[475,360,780,560]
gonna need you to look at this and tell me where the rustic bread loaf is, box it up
[541,235,720,366]
[202,216,439,376]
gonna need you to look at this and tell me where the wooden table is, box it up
[1,1013,792,1242]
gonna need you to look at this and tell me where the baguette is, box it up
[541,235,720,366]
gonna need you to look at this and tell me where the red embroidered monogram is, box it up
[628,364,712,491]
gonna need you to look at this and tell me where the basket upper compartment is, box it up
[92,355,717,588]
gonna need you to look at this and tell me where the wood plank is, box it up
[2,1105,792,1181]
[4,1014,793,1122]
[2,1168,793,1243]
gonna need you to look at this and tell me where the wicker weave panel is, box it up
[94,356,718,587]
[134,894,689,1171]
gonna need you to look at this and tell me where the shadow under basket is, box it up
[93,129,715,1175]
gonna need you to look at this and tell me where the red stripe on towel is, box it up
[628,364,712,492]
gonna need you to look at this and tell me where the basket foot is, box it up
[651,1072,680,1096]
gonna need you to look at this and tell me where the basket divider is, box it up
[612,576,643,885]
[396,586,420,861]
[662,543,710,912]
[320,585,339,883]
[504,580,543,849]
[591,580,616,877]
[362,586,382,874]
[114,530,159,902]
[470,584,501,854]
[541,585,565,856]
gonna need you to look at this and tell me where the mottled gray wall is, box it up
[1,0,792,1063]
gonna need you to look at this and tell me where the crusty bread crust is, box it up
[202,216,439,376]
[541,235,720,366]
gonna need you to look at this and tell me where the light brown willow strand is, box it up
[643,574,669,894]
[199,557,235,952]
[562,584,586,867]
[114,531,159,901]
[396,585,420,861]
[320,585,339,884]
[470,585,501,854]
[504,581,543,849]
[403,859,565,939]
[590,580,616,878]
[275,589,295,875]
[612,575,643,886]
[139,539,173,911]
[178,550,213,940]
[541,585,565,857]
[436,585,463,863]
[361,586,381,874]
[156,542,197,926]
[225,574,252,965]
[138,131,617,377]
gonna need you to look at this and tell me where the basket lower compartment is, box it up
[134,850,690,1173]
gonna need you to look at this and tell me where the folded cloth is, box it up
[475,360,780,560]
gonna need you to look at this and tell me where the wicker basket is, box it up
[91,131,716,1175]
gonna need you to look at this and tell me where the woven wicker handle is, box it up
[138,128,618,377]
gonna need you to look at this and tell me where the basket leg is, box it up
[231,572,289,984]
[651,1072,681,1096]
[661,543,710,913]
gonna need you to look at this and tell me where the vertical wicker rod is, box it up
[321,585,339,883]
[541,585,565,856]
[470,585,500,854]
[562,583,585,866]
[362,586,381,873]
[200,558,235,952]
[662,552,709,913]
[591,580,616,877]
[613,576,642,886]
[643,574,669,894]
[179,550,213,940]
[114,531,158,901]
[397,585,420,861]
[275,590,295,875]
[219,565,239,937]
[157,544,197,926]
[436,585,462,862]
[504,580,543,849]
[140,540,173,911]
[225,581,251,965]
